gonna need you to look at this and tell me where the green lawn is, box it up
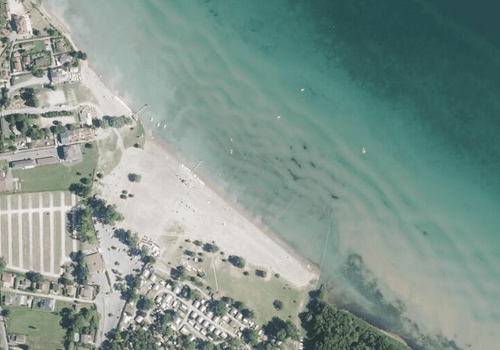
[159,239,310,327]
[11,73,35,86]
[199,255,308,326]
[13,143,98,193]
[122,120,146,149]
[4,306,66,350]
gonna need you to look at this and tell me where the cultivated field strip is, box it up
[0,192,79,277]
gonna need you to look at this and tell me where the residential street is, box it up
[0,306,9,350]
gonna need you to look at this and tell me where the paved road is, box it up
[0,306,9,350]
[1,287,94,304]
[0,101,103,117]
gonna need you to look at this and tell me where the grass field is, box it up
[1,214,8,259]
[22,213,30,269]
[122,121,146,149]
[4,306,66,350]
[54,211,63,271]
[43,212,51,274]
[11,73,36,86]
[60,82,94,105]
[13,144,98,193]
[157,237,310,327]
[21,193,29,209]
[32,212,41,271]
[97,131,122,175]
[11,214,19,267]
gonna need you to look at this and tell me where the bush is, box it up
[273,300,284,310]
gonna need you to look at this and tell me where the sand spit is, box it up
[99,139,318,289]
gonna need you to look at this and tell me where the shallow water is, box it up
[47,0,500,348]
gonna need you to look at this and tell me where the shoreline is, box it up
[146,131,321,286]
[40,2,320,288]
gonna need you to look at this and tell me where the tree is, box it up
[202,341,214,350]
[255,269,267,278]
[300,291,409,350]
[176,265,187,281]
[214,300,227,317]
[136,295,154,311]
[228,255,246,268]
[128,173,142,182]
[246,329,259,346]
[229,337,241,350]
[25,271,44,283]
[273,299,284,310]
[69,183,91,197]
[203,243,219,253]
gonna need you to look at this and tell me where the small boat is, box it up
[150,117,153,121]
[361,147,366,154]
[163,125,166,128]
[156,122,160,127]
[229,149,233,155]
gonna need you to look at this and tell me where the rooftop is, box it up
[86,252,105,273]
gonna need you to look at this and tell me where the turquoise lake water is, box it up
[47,0,500,348]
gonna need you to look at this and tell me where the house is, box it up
[2,273,14,288]
[59,132,69,145]
[10,159,37,170]
[34,56,49,67]
[20,42,36,51]
[22,55,31,68]
[13,15,27,34]
[50,68,68,85]
[54,40,65,53]
[80,334,92,344]
[79,285,94,300]
[59,128,96,144]
[78,106,94,125]
[12,54,22,72]
[0,69,9,79]
[85,252,105,274]
[66,285,76,298]
[36,282,49,293]
[2,0,10,21]
[73,333,80,342]
[57,54,72,66]
[38,298,55,311]
[18,295,27,306]
[3,295,13,305]
[8,334,26,344]
[58,145,82,163]
[18,278,32,290]
[50,282,60,294]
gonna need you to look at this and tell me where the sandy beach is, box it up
[99,139,319,288]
